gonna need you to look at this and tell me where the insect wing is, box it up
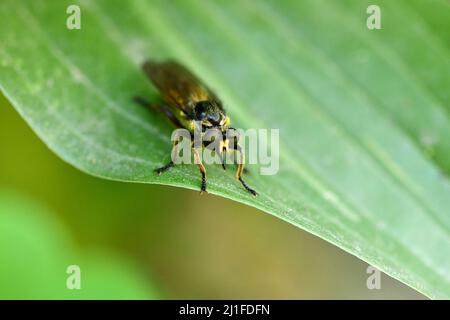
[142,60,223,115]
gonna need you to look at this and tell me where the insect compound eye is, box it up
[194,101,209,120]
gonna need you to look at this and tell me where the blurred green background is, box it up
[0,93,424,299]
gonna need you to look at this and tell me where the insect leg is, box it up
[133,96,182,127]
[155,140,179,175]
[229,150,249,174]
[133,96,156,110]
[234,144,257,196]
[204,139,226,170]
[193,147,207,194]
[226,127,247,173]
[155,161,174,175]
[219,146,226,170]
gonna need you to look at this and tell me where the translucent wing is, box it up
[142,60,223,116]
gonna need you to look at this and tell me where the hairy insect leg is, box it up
[193,147,207,194]
[155,140,179,175]
[230,150,249,174]
[155,161,174,175]
[133,96,154,109]
[204,139,226,170]
[133,96,182,127]
[225,128,248,173]
[234,145,257,196]
[219,147,226,170]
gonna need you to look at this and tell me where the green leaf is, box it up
[1,0,449,298]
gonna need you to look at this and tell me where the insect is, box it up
[135,59,257,196]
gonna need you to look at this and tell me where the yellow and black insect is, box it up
[135,59,257,196]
